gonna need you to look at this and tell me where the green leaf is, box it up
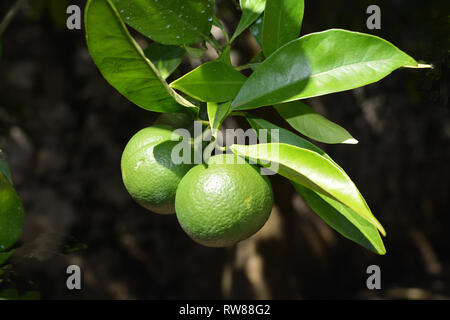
[0,250,14,266]
[249,50,264,64]
[217,46,232,65]
[185,45,207,59]
[262,0,304,57]
[85,0,197,113]
[111,0,214,45]
[231,29,418,110]
[0,174,25,252]
[245,113,330,159]
[229,143,386,235]
[0,150,12,184]
[275,101,358,144]
[143,43,185,80]
[231,0,266,42]
[207,101,231,131]
[250,16,263,47]
[245,115,385,253]
[293,184,386,254]
[170,61,247,102]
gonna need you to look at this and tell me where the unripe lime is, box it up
[121,125,194,214]
[175,153,274,247]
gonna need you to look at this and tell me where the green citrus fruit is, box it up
[175,153,274,247]
[121,125,194,214]
[0,173,24,252]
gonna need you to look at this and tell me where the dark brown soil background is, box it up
[0,0,449,299]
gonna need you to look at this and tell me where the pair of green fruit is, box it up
[120,118,274,248]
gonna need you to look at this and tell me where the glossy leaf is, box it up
[245,115,385,253]
[0,174,25,252]
[85,0,197,113]
[170,61,247,102]
[275,101,358,144]
[232,29,418,110]
[217,46,232,65]
[230,143,386,235]
[262,0,304,57]
[231,0,266,42]
[207,101,231,131]
[294,184,386,254]
[143,43,185,80]
[250,16,263,47]
[112,0,214,45]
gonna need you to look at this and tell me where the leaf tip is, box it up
[342,138,359,144]
[378,225,387,237]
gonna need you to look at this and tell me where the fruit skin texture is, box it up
[121,125,193,214]
[175,154,274,247]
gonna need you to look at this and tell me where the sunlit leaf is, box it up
[207,101,231,131]
[170,61,247,102]
[230,142,386,235]
[232,29,418,110]
[231,0,266,42]
[85,0,198,113]
[262,0,304,57]
[275,101,358,144]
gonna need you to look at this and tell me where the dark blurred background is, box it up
[0,0,448,299]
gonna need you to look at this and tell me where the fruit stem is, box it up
[207,35,222,55]
[215,18,230,45]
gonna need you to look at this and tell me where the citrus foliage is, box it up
[85,0,430,252]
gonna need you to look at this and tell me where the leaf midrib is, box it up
[104,0,197,110]
[236,56,409,107]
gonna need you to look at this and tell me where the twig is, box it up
[0,0,27,37]
[235,63,260,71]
